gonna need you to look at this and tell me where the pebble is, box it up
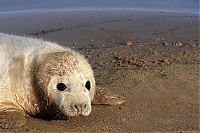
[125,41,133,46]
[161,42,169,46]
[175,41,183,47]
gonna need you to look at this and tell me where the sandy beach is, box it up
[0,10,199,132]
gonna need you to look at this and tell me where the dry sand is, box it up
[0,10,199,132]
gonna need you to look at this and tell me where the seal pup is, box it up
[0,33,124,129]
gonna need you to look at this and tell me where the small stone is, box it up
[161,42,169,46]
[112,60,117,63]
[134,39,142,44]
[175,41,183,47]
[98,62,103,66]
[125,41,133,46]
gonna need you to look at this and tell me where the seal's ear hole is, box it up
[85,80,91,91]
[57,83,67,91]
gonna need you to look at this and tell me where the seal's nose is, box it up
[73,103,87,114]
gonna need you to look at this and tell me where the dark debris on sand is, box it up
[82,40,200,70]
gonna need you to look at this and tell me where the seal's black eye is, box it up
[57,83,67,91]
[85,80,91,91]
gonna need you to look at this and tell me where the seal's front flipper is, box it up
[0,107,26,129]
[92,86,125,106]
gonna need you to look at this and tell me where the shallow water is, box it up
[0,0,198,13]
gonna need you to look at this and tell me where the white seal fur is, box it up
[0,33,95,128]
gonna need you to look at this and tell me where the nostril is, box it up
[74,104,79,111]
[73,104,87,113]
[84,104,87,109]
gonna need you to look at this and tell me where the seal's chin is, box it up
[60,103,91,117]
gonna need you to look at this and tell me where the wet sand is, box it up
[0,10,199,132]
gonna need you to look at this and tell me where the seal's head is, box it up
[35,50,95,116]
